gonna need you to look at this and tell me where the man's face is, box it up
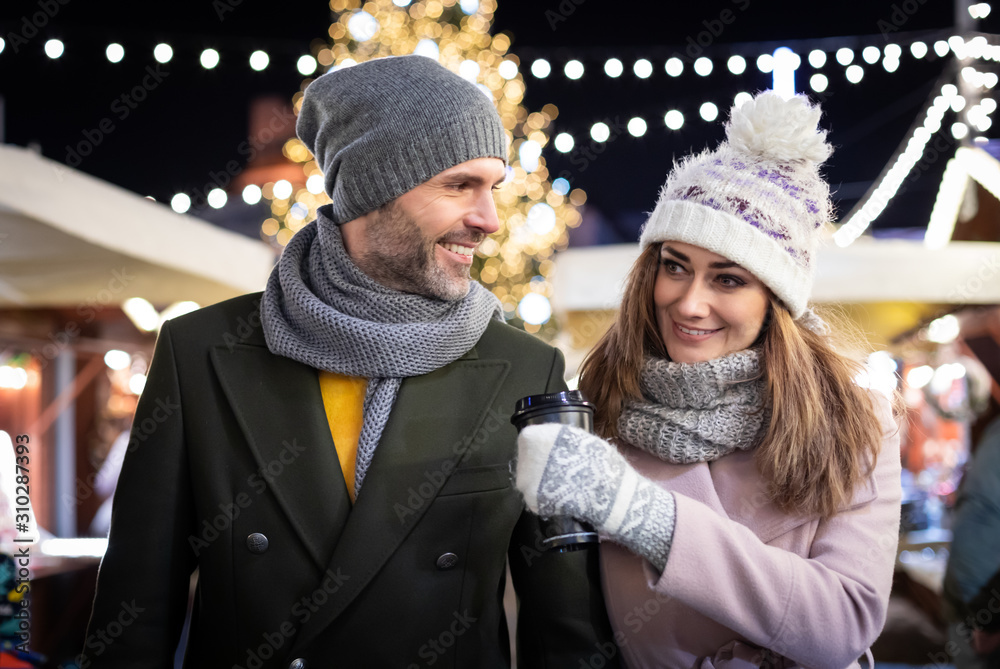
[342,157,505,300]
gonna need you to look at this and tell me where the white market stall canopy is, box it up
[552,238,1000,312]
[0,144,276,307]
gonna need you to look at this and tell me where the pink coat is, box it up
[601,395,902,669]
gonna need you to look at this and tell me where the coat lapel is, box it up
[289,354,509,653]
[210,342,351,571]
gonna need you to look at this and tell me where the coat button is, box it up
[288,660,306,669]
[246,533,269,554]
[436,552,458,570]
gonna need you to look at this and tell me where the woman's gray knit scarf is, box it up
[618,349,767,464]
[259,205,503,498]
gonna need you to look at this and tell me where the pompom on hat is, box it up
[639,91,834,319]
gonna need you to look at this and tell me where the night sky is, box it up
[0,0,993,243]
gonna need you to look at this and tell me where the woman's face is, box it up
[653,241,770,363]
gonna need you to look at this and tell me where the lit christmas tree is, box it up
[259,0,585,336]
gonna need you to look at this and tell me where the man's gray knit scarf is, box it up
[259,206,502,498]
[618,349,767,464]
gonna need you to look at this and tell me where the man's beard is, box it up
[353,201,481,301]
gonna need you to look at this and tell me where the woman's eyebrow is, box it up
[663,245,741,270]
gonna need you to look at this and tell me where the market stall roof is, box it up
[0,144,276,308]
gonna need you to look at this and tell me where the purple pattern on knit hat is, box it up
[750,218,790,241]
[730,196,751,215]
[758,167,802,197]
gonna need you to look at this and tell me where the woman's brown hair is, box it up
[579,242,892,518]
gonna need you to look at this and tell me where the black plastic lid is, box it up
[512,390,594,417]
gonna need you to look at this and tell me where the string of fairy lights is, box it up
[835,34,1000,247]
[12,30,996,86]
[546,40,996,146]
[14,31,995,93]
[15,30,1000,145]
[7,2,1000,329]
[13,29,999,139]
[0,35,327,75]
[16,30,1000,163]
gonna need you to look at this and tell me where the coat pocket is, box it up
[438,463,512,496]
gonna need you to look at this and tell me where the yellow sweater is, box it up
[317,371,367,503]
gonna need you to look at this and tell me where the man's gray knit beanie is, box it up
[296,54,508,225]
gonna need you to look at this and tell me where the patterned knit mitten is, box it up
[515,423,677,571]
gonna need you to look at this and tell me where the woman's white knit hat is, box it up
[639,91,834,319]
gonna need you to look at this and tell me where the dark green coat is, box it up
[83,292,617,668]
